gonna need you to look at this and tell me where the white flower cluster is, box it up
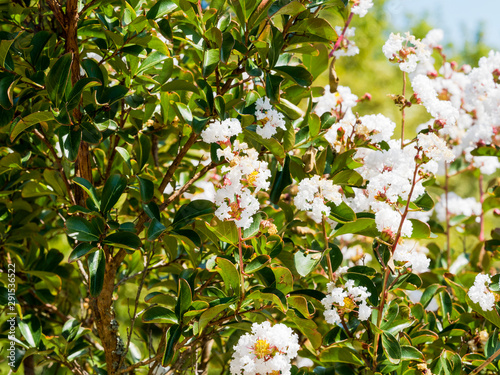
[230,321,300,375]
[417,133,455,174]
[255,97,286,139]
[434,192,482,223]
[321,279,372,325]
[324,113,395,152]
[382,32,431,73]
[201,118,242,144]
[350,0,373,17]
[332,27,359,58]
[468,274,496,311]
[411,33,500,175]
[393,240,430,274]
[314,85,358,118]
[214,141,271,229]
[295,176,343,224]
[352,140,424,237]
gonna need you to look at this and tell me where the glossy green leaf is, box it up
[274,65,313,87]
[421,284,446,309]
[294,249,321,277]
[135,133,151,171]
[172,200,215,229]
[146,0,177,19]
[328,202,356,223]
[333,218,378,237]
[202,49,219,77]
[18,315,41,348]
[198,303,231,335]
[10,111,54,141]
[67,78,101,110]
[216,257,240,296]
[319,346,364,365]
[88,249,105,296]
[175,278,192,318]
[265,74,284,103]
[66,217,100,242]
[58,127,82,162]
[162,324,182,366]
[142,306,178,323]
[270,156,293,204]
[382,332,401,364]
[103,232,142,250]
[45,52,72,107]
[246,255,271,273]
[147,218,167,241]
[409,219,431,239]
[137,176,154,202]
[137,52,168,74]
[73,177,100,210]
[100,174,127,214]
[68,243,96,263]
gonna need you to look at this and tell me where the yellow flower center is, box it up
[253,339,272,359]
[343,297,356,311]
[247,171,259,185]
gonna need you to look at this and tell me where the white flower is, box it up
[333,27,360,58]
[357,114,396,143]
[255,97,286,139]
[468,274,495,311]
[383,32,431,73]
[321,279,372,325]
[295,176,342,224]
[393,240,430,273]
[314,85,358,117]
[434,192,482,223]
[417,133,455,163]
[213,143,271,229]
[351,0,373,17]
[201,118,242,143]
[230,322,300,375]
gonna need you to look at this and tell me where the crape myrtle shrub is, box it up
[0,0,500,374]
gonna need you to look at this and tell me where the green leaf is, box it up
[198,303,231,335]
[328,202,356,223]
[401,345,424,361]
[18,315,41,348]
[0,38,16,68]
[202,49,220,77]
[147,218,166,241]
[30,31,52,66]
[73,177,100,210]
[216,257,240,296]
[268,0,306,17]
[333,218,378,238]
[137,176,154,202]
[246,255,271,274]
[81,121,102,144]
[142,306,178,324]
[467,295,500,329]
[172,200,215,229]
[100,174,127,214]
[205,219,238,245]
[137,51,168,74]
[270,156,293,204]
[0,74,15,109]
[265,74,284,103]
[135,133,151,171]
[244,128,285,158]
[421,284,445,309]
[220,32,234,63]
[61,319,82,342]
[414,192,434,211]
[327,244,343,274]
[68,243,96,263]
[88,249,105,297]
[319,346,364,365]
[288,295,312,318]
[409,219,431,239]
[103,232,142,250]
[174,102,192,124]
[274,65,313,87]
[58,127,82,162]
[294,249,321,277]
[10,112,54,141]
[470,145,500,157]
[66,217,100,242]
[175,278,192,318]
[330,169,364,186]
[97,85,129,105]
[146,0,177,19]
[382,332,401,364]
[163,324,182,366]
[46,52,72,107]
[67,78,101,111]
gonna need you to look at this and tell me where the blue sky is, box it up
[385,0,500,50]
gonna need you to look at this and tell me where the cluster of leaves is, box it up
[0,0,499,374]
